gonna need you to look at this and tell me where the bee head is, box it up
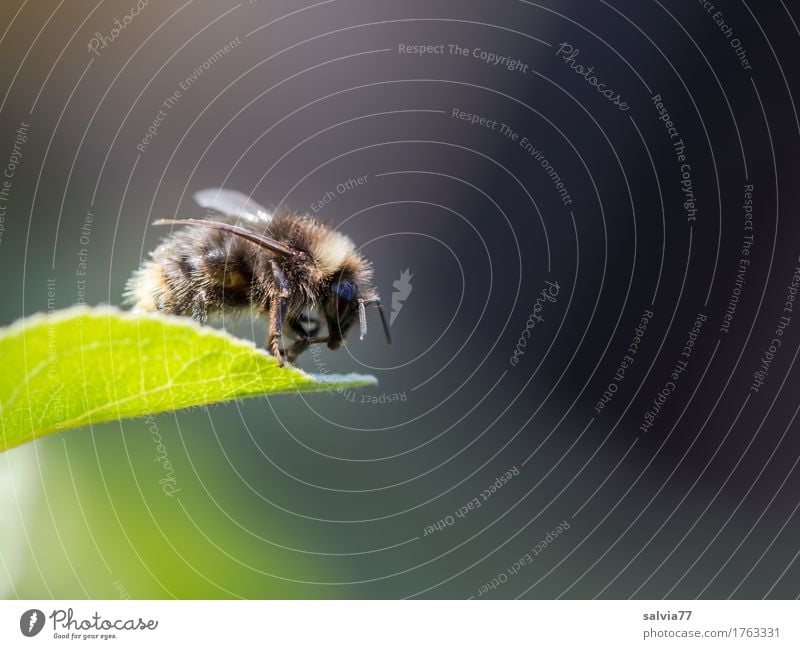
[323,273,392,350]
[324,277,360,349]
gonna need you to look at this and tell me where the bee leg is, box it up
[191,290,208,325]
[268,260,291,366]
[269,296,287,366]
[285,339,308,364]
[284,315,320,363]
[289,319,313,340]
[270,260,290,297]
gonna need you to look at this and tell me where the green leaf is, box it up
[0,306,376,452]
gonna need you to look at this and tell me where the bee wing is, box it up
[193,188,272,226]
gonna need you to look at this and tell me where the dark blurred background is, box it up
[1,0,799,598]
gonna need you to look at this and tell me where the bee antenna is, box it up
[365,299,392,345]
[152,218,297,257]
[358,299,367,340]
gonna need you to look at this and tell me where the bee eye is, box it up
[333,280,358,303]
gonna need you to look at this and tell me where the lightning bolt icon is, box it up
[390,269,413,326]
[28,611,37,632]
